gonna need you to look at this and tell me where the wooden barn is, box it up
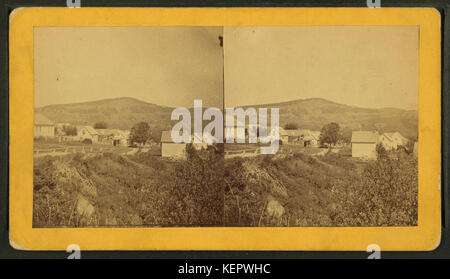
[351,131,379,159]
[160,130,187,158]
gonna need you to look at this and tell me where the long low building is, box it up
[34,113,55,138]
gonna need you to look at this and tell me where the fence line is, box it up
[34,146,123,156]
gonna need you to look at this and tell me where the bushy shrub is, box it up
[163,144,225,226]
[33,156,76,227]
[33,142,417,228]
[33,156,57,191]
[334,150,417,226]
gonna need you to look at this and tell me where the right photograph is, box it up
[223,26,418,227]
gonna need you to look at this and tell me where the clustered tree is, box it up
[339,150,417,226]
[319,122,341,147]
[62,125,77,136]
[284,123,299,130]
[129,122,151,146]
[94,122,108,129]
[340,127,352,144]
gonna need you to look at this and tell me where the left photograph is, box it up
[33,27,225,227]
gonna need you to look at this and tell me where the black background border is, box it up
[0,0,448,260]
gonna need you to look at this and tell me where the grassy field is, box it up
[34,140,94,150]
[224,143,326,156]
[33,145,417,227]
[34,139,162,157]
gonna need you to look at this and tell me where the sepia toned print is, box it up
[33,25,418,228]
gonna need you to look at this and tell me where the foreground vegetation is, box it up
[33,145,417,227]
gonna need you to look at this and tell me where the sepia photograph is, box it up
[33,25,418,228]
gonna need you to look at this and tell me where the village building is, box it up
[34,113,55,138]
[298,129,321,147]
[285,130,304,144]
[114,129,131,146]
[277,127,289,144]
[96,129,115,143]
[161,130,187,158]
[192,132,216,149]
[256,126,288,144]
[282,129,320,146]
[161,131,217,158]
[224,124,288,145]
[95,128,131,146]
[378,132,408,150]
[351,131,379,159]
[225,124,248,143]
[77,126,100,143]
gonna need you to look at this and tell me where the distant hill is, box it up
[36,97,418,140]
[246,98,418,140]
[35,97,175,140]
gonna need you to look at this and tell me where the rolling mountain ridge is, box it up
[36,97,418,139]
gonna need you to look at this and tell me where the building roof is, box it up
[385,132,407,141]
[192,132,217,144]
[81,126,99,135]
[298,129,321,141]
[276,127,288,136]
[96,129,115,136]
[96,128,130,138]
[285,130,305,137]
[283,129,320,139]
[34,113,54,126]
[351,131,378,143]
[379,132,408,146]
[380,134,394,142]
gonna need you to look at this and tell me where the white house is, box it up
[34,113,55,138]
[378,132,408,150]
[77,126,100,143]
[351,131,379,159]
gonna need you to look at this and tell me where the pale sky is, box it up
[35,26,418,110]
[224,26,418,110]
[35,26,223,108]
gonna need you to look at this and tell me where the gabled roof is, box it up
[298,129,321,141]
[284,129,320,139]
[34,113,54,126]
[96,129,116,136]
[351,131,378,143]
[192,132,217,144]
[276,127,288,136]
[381,133,394,142]
[96,129,130,137]
[379,132,408,145]
[385,132,407,141]
[285,130,304,137]
[81,126,99,135]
